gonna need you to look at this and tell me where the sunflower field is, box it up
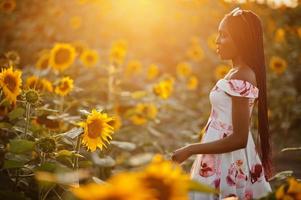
[0,0,301,199]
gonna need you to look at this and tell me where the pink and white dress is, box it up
[189,79,271,200]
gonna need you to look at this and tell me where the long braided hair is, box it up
[224,9,273,179]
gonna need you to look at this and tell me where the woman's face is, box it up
[216,17,238,60]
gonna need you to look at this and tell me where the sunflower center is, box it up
[87,119,103,139]
[40,58,49,69]
[274,62,283,69]
[4,74,17,92]
[144,176,172,200]
[54,48,71,65]
[58,81,70,92]
[107,119,115,127]
[30,80,44,91]
[3,2,13,10]
[86,55,95,63]
[141,106,149,116]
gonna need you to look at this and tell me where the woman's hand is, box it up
[171,145,192,164]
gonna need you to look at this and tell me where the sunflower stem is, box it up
[13,169,20,192]
[107,64,115,104]
[73,136,81,170]
[24,102,31,137]
[60,96,64,114]
[41,152,46,165]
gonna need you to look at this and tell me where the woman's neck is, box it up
[232,56,247,69]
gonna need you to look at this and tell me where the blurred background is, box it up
[0,0,301,199]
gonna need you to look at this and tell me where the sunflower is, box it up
[125,60,142,76]
[78,109,114,151]
[287,177,301,194]
[35,52,50,70]
[153,78,174,100]
[130,114,148,125]
[187,75,198,90]
[275,177,301,200]
[269,56,287,75]
[136,103,158,120]
[137,154,190,200]
[25,76,53,92]
[274,28,286,43]
[147,64,160,80]
[54,77,74,96]
[214,64,231,80]
[186,45,204,62]
[24,89,41,105]
[71,173,151,200]
[5,50,20,66]
[109,40,127,66]
[129,103,158,125]
[49,43,76,72]
[207,33,218,50]
[107,114,122,132]
[40,79,53,92]
[80,49,99,68]
[176,62,191,78]
[0,66,22,105]
[70,16,82,30]
[72,41,87,57]
[0,0,16,13]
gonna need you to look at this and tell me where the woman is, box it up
[172,8,272,200]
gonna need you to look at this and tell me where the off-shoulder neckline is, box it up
[219,78,259,91]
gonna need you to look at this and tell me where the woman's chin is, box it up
[218,54,226,60]
[218,53,230,60]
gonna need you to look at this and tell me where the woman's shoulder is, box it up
[228,66,257,87]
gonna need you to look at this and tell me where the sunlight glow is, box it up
[224,0,298,8]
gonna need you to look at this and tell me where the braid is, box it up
[225,11,273,178]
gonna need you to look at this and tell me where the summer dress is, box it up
[189,79,272,200]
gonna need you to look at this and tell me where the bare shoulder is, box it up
[230,66,257,87]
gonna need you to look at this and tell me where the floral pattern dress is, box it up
[189,79,272,200]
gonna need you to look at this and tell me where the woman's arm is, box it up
[172,96,250,164]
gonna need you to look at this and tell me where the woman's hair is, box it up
[224,9,273,178]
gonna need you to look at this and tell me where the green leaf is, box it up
[188,179,218,194]
[3,160,25,169]
[62,127,84,139]
[55,150,73,157]
[92,176,106,184]
[35,162,57,172]
[55,150,84,159]
[91,153,115,167]
[111,141,136,151]
[0,122,12,129]
[281,147,301,152]
[78,160,93,168]
[8,139,35,154]
[268,170,294,181]
[8,107,25,121]
[128,153,154,167]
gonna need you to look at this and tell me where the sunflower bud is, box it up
[35,137,56,153]
[25,89,40,104]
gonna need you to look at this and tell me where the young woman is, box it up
[172,8,272,200]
